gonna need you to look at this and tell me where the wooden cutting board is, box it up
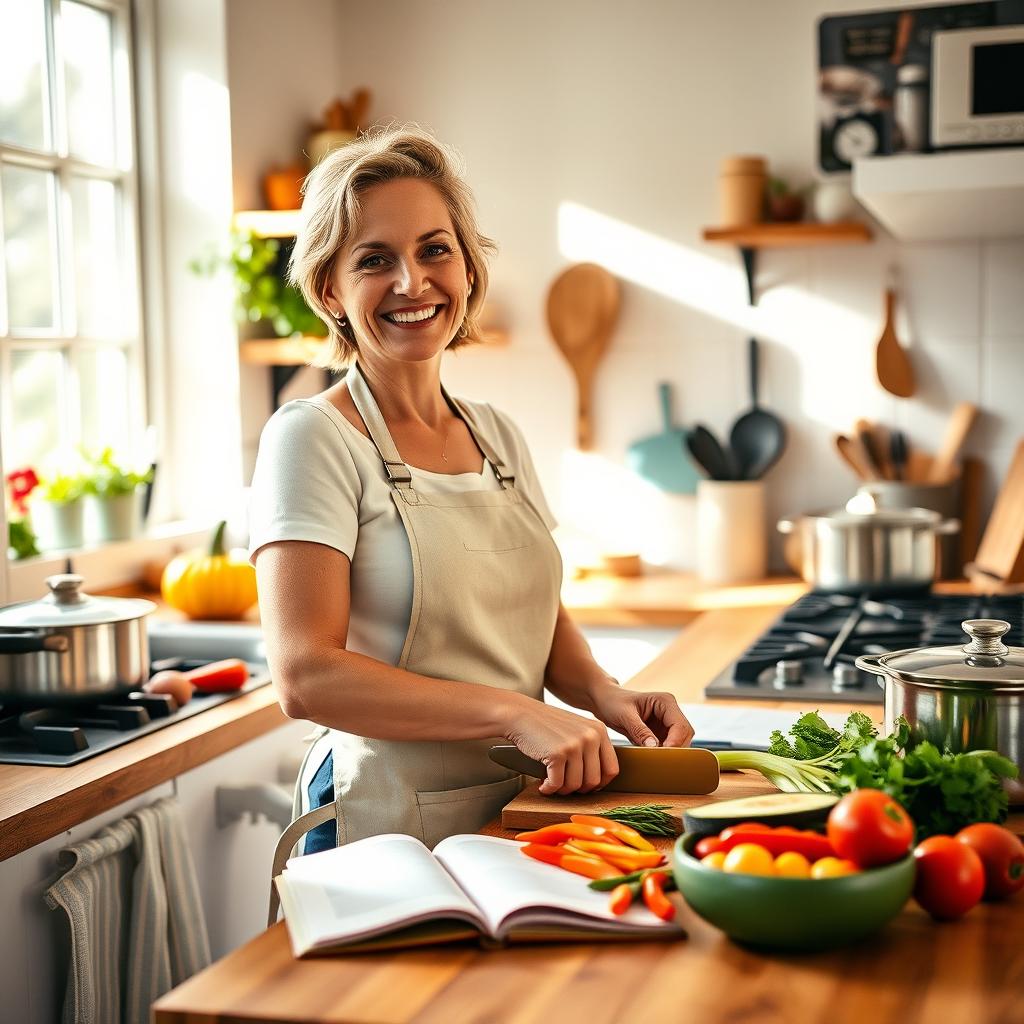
[971,439,1024,586]
[501,772,777,832]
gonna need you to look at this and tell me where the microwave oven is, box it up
[932,24,1024,148]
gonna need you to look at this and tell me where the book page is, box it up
[433,835,681,940]
[279,833,485,953]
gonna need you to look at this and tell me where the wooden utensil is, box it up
[958,455,985,575]
[875,288,915,398]
[835,434,875,480]
[855,418,894,480]
[501,774,776,833]
[968,440,1024,587]
[928,401,978,484]
[904,446,934,483]
[546,263,620,449]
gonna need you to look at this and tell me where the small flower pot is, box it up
[29,497,86,552]
[85,491,142,543]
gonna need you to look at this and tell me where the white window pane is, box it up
[62,1,115,166]
[0,0,48,151]
[79,346,129,451]
[2,164,58,330]
[69,176,124,337]
[11,348,65,470]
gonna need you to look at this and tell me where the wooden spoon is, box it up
[928,401,978,484]
[855,418,895,480]
[875,288,915,398]
[835,434,875,480]
[546,263,620,449]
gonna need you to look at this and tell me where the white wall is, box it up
[225,0,1024,570]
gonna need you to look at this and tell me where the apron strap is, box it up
[346,363,413,489]
[348,362,516,491]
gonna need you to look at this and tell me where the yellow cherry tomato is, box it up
[774,851,812,878]
[702,851,727,870]
[722,843,776,876]
[810,856,859,879]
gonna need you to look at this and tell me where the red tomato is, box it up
[695,836,724,859]
[913,836,985,920]
[955,824,1024,901]
[826,789,914,868]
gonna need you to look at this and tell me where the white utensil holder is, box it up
[696,480,766,583]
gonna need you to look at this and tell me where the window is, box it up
[0,0,145,494]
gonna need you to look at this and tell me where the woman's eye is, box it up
[359,254,386,269]
[423,243,451,257]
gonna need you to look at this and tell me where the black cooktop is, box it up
[0,658,271,766]
[704,591,1024,703]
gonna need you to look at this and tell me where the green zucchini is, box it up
[682,792,839,837]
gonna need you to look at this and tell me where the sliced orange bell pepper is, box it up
[569,814,656,852]
[519,843,621,880]
[565,840,665,871]
[514,822,628,846]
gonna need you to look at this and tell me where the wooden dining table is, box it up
[153,587,1024,1024]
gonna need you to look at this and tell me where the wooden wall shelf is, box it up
[240,337,327,366]
[702,221,872,304]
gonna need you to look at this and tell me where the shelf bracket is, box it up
[739,246,757,306]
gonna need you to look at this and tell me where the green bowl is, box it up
[672,833,915,952]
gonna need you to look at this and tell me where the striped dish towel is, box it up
[44,796,211,1024]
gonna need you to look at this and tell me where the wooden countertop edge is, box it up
[0,682,289,862]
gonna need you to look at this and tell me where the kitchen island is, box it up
[152,588,1024,1024]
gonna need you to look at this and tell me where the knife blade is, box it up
[488,744,720,795]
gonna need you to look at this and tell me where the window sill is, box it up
[6,519,215,603]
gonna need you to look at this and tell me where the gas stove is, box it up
[704,591,1024,703]
[0,658,271,767]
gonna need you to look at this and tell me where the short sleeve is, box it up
[247,400,363,564]
[487,406,558,532]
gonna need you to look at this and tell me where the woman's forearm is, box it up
[278,647,529,741]
[543,603,619,712]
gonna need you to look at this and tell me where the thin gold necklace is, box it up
[441,418,452,462]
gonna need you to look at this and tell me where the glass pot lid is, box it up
[0,574,156,629]
[861,619,1024,689]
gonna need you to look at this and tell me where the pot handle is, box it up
[777,518,796,535]
[0,631,69,654]
[934,518,961,536]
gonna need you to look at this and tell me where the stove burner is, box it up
[705,591,1024,704]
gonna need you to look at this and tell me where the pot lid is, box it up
[0,574,156,628]
[859,619,1024,689]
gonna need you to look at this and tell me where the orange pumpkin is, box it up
[161,521,257,620]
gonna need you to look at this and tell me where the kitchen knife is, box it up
[488,744,720,795]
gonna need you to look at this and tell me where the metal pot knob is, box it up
[44,573,88,606]
[961,619,1011,657]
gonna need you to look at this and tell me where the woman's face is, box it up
[327,177,472,365]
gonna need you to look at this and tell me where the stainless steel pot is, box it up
[857,619,1024,806]
[0,574,155,703]
[777,507,960,594]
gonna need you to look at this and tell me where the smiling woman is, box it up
[247,124,693,859]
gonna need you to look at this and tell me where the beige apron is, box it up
[287,362,562,851]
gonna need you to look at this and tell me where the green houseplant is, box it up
[190,230,327,339]
[28,467,88,552]
[82,447,154,543]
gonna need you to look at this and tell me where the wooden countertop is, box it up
[0,572,803,861]
[152,583,1024,1024]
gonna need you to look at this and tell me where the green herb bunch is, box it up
[82,447,153,498]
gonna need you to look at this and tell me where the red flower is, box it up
[6,467,40,516]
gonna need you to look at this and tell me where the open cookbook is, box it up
[275,833,685,957]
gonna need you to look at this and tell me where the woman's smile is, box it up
[379,302,447,329]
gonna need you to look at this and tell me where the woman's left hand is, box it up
[589,683,694,748]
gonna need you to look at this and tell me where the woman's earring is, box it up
[457,322,469,339]
[334,311,348,329]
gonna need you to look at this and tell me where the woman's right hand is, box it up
[501,696,619,796]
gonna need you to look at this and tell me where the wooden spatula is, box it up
[928,401,978,484]
[875,288,915,398]
[835,434,875,480]
[546,263,620,449]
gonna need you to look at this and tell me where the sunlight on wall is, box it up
[180,71,232,214]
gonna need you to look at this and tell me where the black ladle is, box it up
[686,425,735,480]
[729,337,786,480]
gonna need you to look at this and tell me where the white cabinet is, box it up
[0,718,310,1024]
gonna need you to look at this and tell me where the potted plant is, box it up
[6,468,41,559]
[190,230,328,340]
[766,177,809,223]
[26,466,88,552]
[82,447,154,543]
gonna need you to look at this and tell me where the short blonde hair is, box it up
[288,123,497,369]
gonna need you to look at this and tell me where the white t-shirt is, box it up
[247,393,557,667]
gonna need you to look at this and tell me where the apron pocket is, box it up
[415,775,523,848]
